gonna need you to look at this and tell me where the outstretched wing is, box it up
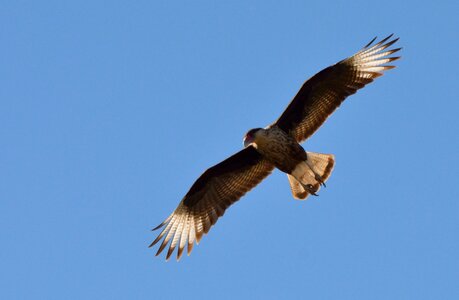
[150,146,274,261]
[275,35,401,142]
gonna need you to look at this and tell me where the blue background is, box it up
[2,1,458,299]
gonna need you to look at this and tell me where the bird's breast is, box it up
[254,127,306,174]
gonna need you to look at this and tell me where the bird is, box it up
[150,35,401,261]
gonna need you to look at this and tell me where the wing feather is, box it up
[177,213,190,260]
[150,146,274,261]
[274,35,401,142]
[166,212,186,260]
[187,215,196,255]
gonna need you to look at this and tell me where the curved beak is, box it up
[243,136,252,148]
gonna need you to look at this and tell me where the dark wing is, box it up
[275,35,401,142]
[150,146,274,261]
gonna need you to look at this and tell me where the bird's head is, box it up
[243,128,263,148]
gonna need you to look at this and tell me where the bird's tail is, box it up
[287,152,335,200]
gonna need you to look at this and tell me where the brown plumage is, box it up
[150,35,401,261]
[150,147,273,259]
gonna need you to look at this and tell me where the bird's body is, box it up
[151,35,401,261]
[244,125,333,196]
[248,125,306,174]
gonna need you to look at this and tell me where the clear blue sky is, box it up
[1,1,458,299]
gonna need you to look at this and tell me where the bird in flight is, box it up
[150,35,401,261]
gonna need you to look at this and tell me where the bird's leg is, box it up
[315,174,326,188]
[301,183,319,196]
[305,160,326,188]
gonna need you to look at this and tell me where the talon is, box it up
[304,184,319,196]
[315,174,326,187]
